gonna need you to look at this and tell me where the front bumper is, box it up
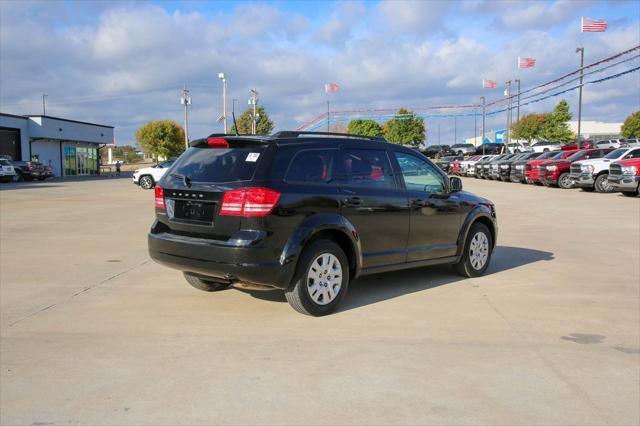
[148,225,295,289]
[540,172,559,185]
[608,174,640,192]
[569,173,595,188]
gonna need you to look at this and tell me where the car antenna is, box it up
[232,111,240,136]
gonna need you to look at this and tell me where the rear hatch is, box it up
[154,137,276,241]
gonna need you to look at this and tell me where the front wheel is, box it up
[454,222,493,278]
[285,240,349,316]
[184,272,230,292]
[139,175,154,190]
[622,190,639,197]
[595,174,614,193]
[558,173,572,189]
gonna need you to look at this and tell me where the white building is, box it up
[0,113,114,177]
[568,120,623,141]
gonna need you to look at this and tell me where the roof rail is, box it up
[272,131,386,141]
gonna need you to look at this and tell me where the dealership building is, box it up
[0,113,114,177]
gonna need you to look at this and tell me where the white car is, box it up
[132,160,176,190]
[595,139,622,149]
[506,142,533,153]
[531,141,562,153]
[450,143,476,156]
[569,147,640,192]
[0,158,16,183]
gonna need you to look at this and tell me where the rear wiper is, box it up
[170,172,192,187]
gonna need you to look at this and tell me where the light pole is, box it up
[576,47,585,150]
[42,94,47,115]
[249,89,259,135]
[180,83,191,149]
[505,80,512,144]
[218,73,227,133]
[515,79,521,123]
[481,96,486,155]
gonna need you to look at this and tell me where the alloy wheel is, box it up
[469,232,489,271]
[140,176,153,189]
[306,253,342,305]
[559,174,572,189]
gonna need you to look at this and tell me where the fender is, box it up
[279,213,363,279]
[456,205,498,258]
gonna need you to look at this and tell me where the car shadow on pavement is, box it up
[241,246,554,311]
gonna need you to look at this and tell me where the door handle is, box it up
[412,199,427,207]
[342,196,362,206]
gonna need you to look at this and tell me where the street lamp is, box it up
[218,73,227,133]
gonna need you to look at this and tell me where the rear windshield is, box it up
[0,159,10,165]
[170,146,266,183]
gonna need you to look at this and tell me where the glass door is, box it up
[76,148,89,175]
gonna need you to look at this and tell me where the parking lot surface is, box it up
[1,178,639,425]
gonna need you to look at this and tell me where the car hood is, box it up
[572,158,614,167]
[134,167,156,174]
[542,159,570,166]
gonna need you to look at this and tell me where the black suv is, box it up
[148,132,498,316]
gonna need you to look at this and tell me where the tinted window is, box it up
[159,160,175,168]
[624,149,640,159]
[286,149,338,184]
[170,146,265,183]
[341,149,395,188]
[394,152,445,193]
[605,148,628,159]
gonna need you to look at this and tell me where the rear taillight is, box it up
[207,137,229,148]
[27,163,33,171]
[154,185,165,209]
[219,187,280,217]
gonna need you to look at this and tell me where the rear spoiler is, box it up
[189,135,270,148]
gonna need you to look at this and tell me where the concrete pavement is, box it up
[1,178,638,425]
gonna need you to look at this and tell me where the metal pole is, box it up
[515,79,521,123]
[42,94,47,115]
[250,89,258,135]
[474,108,477,146]
[454,116,457,144]
[327,101,330,132]
[481,96,486,155]
[223,78,227,134]
[505,80,511,145]
[181,84,190,149]
[576,47,585,150]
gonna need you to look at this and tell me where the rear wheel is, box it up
[139,175,154,189]
[595,174,614,193]
[184,272,230,292]
[285,240,349,316]
[455,222,493,278]
[558,172,572,189]
[622,190,639,197]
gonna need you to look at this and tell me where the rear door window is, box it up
[341,149,395,189]
[170,146,266,183]
[285,149,338,184]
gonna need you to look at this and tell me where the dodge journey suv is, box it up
[148,131,498,316]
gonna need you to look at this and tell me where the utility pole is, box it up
[42,94,47,115]
[474,108,477,145]
[481,96,486,155]
[505,80,512,145]
[515,79,521,123]
[250,89,258,135]
[454,116,457,144]
[437,124,440,144]
[576,47,585,150]
[327,101,330,132]
[180,83,191,149]
[218,73,227,133]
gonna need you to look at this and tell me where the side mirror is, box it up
[449,176,463,192]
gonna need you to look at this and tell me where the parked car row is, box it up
[447,147,640,197]
[0,156,52,182]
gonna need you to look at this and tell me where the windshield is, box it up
[169,146,266,183]
[551,152,566,159]
[566,151,586,161]
[605,148,627,159]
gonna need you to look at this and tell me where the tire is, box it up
[622,191,638,197]
[454,222,493,278]
[581,186,595,192]
[139,175,154,190]
[557,172,572,189]
[184,272,230,292]
[285,239,349,316]
[543,148,549,152]
[595,173,614,193]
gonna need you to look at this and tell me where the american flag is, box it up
[518,57,536,68]
[582,17,608,32]
[325,83,340,93]
[483,79,497,89]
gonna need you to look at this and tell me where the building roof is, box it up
[27,115,114,129]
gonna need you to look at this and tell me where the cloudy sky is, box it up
[0,0,638,145]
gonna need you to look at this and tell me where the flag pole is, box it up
[326,100,330,132]
[481,96,486,155]
[576,47,585,150]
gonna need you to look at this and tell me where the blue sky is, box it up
[1,0,638,145]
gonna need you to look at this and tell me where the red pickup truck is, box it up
[608,158,640,197]
[540,149,612,189]
[525,150,577,184]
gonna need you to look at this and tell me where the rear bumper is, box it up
[608,174,640,192]
[148,228,295,289]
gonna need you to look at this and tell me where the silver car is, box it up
[450,143,476,156]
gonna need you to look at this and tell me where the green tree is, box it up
[230,106,274,135]
[382,108,425,145]
[347,119,383,137]
[135,120,185,160]
[511,112,550,142]
[621,111,640,138]
[543,99,573,142]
